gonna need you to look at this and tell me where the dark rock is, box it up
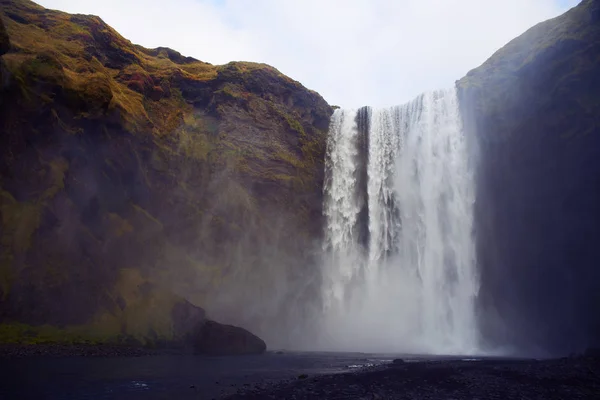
[223,358,600,399]
[0,15,9,56]
[584,347,600,359]
[392,359,405,365]
[194,320,266,355]
[171,300,206,343]
[457,0,600,355]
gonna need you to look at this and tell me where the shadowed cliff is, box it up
[0,0,332,347]
[457,0,600,356]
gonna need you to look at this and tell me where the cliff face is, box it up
[457,0,600,355]
[0,0,332,346]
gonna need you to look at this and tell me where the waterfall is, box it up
[321,88,479,355]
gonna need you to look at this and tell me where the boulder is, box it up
[194,320,266,355]
[171,299,206,344]
[584,347,600,359]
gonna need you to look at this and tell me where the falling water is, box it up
[321,88,479,355]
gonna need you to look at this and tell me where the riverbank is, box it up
[0,343,173,358]
[0,351,388,399]
[2,348,599,399]
[224,355,600,399]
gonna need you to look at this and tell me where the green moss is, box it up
[0,190,41,253]
[41,157,68,200]
[22,53,65,83]
[177,115,215,161]
[54,17,92,41]
[286,115,305,136]
[0,267,197,346]
[270,103,306,137]
[299,128,327,167]
[275,150,303,168]
[0,177,66,298]
[0,251,14,301]
[0,322,107,345]
[218,83,248,100]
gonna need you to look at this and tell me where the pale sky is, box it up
[36,0,580,107]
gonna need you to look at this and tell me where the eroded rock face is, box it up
[0,0,331,347]
[457,0,600,355]
[194,320,267,355]
[0,17,9,55]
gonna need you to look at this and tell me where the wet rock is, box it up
[584,347,600,359]
[171,300,206,343]
[194,320,266,355]
[223,357,600,399]
[456,0,600,354]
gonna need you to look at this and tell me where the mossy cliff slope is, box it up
[457,0,600,355]
[0,0,332,347]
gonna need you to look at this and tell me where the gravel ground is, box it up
[224,356,600,399]
[2,346,599,399]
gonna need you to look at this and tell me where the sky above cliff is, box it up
[38,0,580,108]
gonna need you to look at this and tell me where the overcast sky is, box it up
[37,0,579,107]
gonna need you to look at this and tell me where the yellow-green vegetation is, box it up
[0,322,96,345]
[100,268,180,342]
[0,190,40,299]
[0,0,332,346]
[218,83,250,101]
[0,154,69,299]
[177,111,217,161]
[0,0,220,135]
[0,268,192,345]
[0,190,40,253]
[105,213,134,237]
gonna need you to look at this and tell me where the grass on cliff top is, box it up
[0,0,221,134]
[1,0,323,141]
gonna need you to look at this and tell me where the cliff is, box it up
[457,0,600,355]
[0,0,332,347]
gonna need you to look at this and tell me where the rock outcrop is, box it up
[0,0,331,348]
[457,0,600,355]
[194,320,267,355]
